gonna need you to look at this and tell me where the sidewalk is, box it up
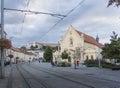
[0,65,11,88]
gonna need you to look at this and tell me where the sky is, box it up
[0,0,120,47]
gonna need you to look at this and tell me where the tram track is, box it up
[32,63,120,84]
[26,64,95,88]
[28,64,120,88]
[17,64,55,88]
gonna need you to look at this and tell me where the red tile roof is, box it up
[11,47,35,55]
[76,30,104,48]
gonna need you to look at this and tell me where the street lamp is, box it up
[9,37,14,67]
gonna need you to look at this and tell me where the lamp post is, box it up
[0,0,5,78]
[9,37,13,67]
[57,41,60,62]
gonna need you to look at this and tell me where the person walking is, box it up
[51,60,55,67]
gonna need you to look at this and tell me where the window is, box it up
[91,55,93,59]
[86,55,89,60]
[70,38,73,46]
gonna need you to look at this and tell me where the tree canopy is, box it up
[20,46,26,50]
[30,45,38,50]
[43,46,53,62]
[102,31,120,61]
[107,0,120,7]
[61,51,68,59]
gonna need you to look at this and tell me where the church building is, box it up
[53,25,103,63]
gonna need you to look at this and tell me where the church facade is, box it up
[53,26,103,63]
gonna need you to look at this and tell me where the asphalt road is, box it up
[6,62,120,88]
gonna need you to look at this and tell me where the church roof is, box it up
[76,30,104,48]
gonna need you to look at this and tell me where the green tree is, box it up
[43,46,53,62]
[102,31,120,62]
[61,51,68,59]
[35,45,38,48]
[107,0,120,7]
[52,46,59,52]
[20,46,26,50]
[30,45,34,50]
[43,46,47,50]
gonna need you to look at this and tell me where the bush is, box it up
[101,62,115,68]
[57,61,71,67]
[111,65,120,70]
[84,59,120,70]
[84,59,98,67]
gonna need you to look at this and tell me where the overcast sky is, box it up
[1,0,120,47]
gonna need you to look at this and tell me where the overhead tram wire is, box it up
[20,13,26,35]
[20,0,31,35]
[39,0,86,40]
[4,8,66,19]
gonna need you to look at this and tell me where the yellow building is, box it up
[53,25,103,63]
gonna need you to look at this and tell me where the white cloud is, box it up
[3,0,120,47]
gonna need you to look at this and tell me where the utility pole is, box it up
[0,0,5,78]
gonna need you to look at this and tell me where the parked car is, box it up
[4,57,10,66]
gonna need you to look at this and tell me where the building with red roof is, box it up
[53,25,103,63]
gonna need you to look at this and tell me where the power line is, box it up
[39,0,85,40]
[20,13,26,35]
[66,0,85,16]
[20,0,31,35]
[4,8,66,18]
[26,0,30,7]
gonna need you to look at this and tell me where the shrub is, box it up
[84,59,120,70]
[84,59,98,67]
[57,61,71,67]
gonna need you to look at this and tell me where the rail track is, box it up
[28,63,120,88]
[25,64,95,88]
[16,64,54,88]
[33,64,120,84]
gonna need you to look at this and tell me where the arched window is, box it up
[86,55,89,60]
[91,55,93,59]
[70,38,73,46]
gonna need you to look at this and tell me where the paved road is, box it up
[1,61,120,88]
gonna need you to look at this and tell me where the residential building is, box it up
[6,47,37,63]
[26,42,59,59]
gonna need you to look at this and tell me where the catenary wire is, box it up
[39,0,86,41]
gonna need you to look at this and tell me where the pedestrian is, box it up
[29,60,30,64]
[55,60,57,66]
[77,60,79,66]
[51,60,55,67]
[29,57,31,64]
